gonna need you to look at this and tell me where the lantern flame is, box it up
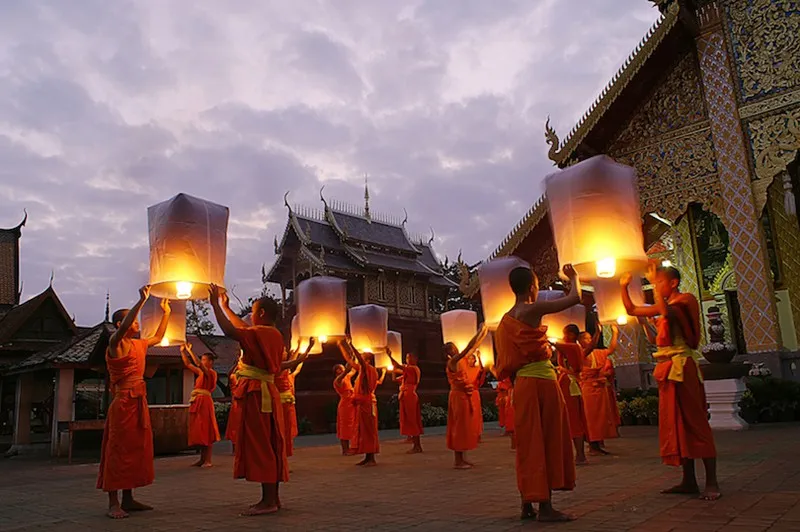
[387,364,394,371]
[616,315,628,325]
[596,258,616,278]
[160,336,170,347]
[175,281,193,299]
[661,260,672,267]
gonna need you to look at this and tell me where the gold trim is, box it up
[739,89,800,120]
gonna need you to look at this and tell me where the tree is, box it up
[229,265,281,318]
[186,299,217,336]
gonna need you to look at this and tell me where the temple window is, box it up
[378,279,386,300]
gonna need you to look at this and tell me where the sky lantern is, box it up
[538,290,586,342]
[140,297,187,347]
[477,330,495,369]
[590,279,629,325]
[478,256,532,329]
[385,331,402,370]
[148,193,229,300]
[290,315,322,355]
[545,155,648,281]
[441,309,478,352]
[348,304,388,358]
[296,276,347,342]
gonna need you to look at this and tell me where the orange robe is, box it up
[579,349,618,443]
[399,365,424,437]
[334,375,357,441]
[446,358,479,452]
[225,375,241,444]
[496,378,512,429]
[276,371,298,457]
[495,316,574,503]
[352,364,380,454]
[96,338,154,492]
[466,364,484,437]
[606,363,621,427]
[231,326,288,483]
[188,369,221,447]
[555,342,587,440]
[654,293,717,466]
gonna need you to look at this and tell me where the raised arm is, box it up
[386,348,406,374]
[528,265,582,317]
[180,343,202,376]
[606,323,620,354]
[622,263,666,318]
[145,297,172,347]
[217,293,249,329]
[209,284,242,341]
[110,285,151,348]
[377,368,387,385]
[448,324,489,371]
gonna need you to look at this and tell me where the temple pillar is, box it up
[694,3,782,352]
[12,373,33,446]
[50,368,74,456]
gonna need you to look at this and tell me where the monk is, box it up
[180,343,221,467]
[444,325,489,469]
[491,370,516,449]
[97,286,169,519]
[466,353,486,441]
[209,286,310,515]
[621,263,720,500]
[276,342,312,458]
[387,350,423,453]
[495,264,580,522]
[555,325,589,466]
[333,363,358,455]
[578,323,619,455]
[225,353,242,454]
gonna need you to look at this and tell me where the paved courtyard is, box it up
[1,423,800,531]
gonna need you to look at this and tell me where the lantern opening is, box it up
[387,363,394,371]
[160,337,170,347]
[596,258,616,278]
[616,315,628,325]
[362,347,373,354]
[319,335,328,343]
[661,260,672,267]
[175,281,193,299]
[548,336,559,343]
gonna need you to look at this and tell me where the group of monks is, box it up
[96,259,720,522]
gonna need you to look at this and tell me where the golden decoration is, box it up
[746,106,800,215]
[768,178,800,344]
[738,88,800,119]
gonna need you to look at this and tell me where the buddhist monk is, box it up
[180,343,221,467]
[578,323,619,455]
[209,286,311,515]
[495,264,580,522]
[490,369,516,449]
[333,363,358,455]
[97,286,169,519]
[555,325,589,466]
[276,342,312,458]
[621,263,720,500]
[444,325,489,469]
[466,353,486,441]
[387,350,423,453]
[225,353,242,454]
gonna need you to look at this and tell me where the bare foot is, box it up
[190,458,203,467]
[355,458,368,466]
[240,502,279,516]
[454,462,473,470]
[120,500,153,512]
[520,503,537,520]
[537,509,575,522]
[407,447,423,454]
[700,485,721,501]
[106,505,129,519]
[201,462,213,468]
[661,483,700,495]
[363,460,378,467]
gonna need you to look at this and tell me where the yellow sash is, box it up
[567,374,582,396]
[235,362,275,413]
[280,391,295,404]
[654,342,703,383]
[189,388,212,403]
[516,360,557,381]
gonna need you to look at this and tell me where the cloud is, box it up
[0,0,658,324]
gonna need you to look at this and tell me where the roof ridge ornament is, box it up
[545,116,563,164]
[402,208,408,227]
[364,173,371,222]
[428,226,435,246]
[320,185,330,212]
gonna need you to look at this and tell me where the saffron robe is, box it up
[654,293,717,466]
[399,365,424,437]
[579,349,618,443]
[334,375,357,441]
[496,378,512,429]
[555,342,587,440]
[605,361,621,428]
[465,363,485,436]
[225,374,241,444]
[188,369,221,447]
[352,364,380,454]
[446,358,480,452]
[495,316,575,503]
[96,338,155,492]
[232,326,289,483]
[276,371,298,457]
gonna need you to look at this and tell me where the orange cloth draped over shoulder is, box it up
[555,342,587,439]
[231,326,289,483]
[96,338,155,492]
[334,375,357,441]
[399,365,424,437]
[496,378,511,429]
[188,369,221,447]
[465,363,484,436]
[579,349,618,443]
[276,371,298,457]
[654,293,716,466]
[605,358,621,428]
[352,364,380,454]
[495,316,575,504]
[446,358,479,452]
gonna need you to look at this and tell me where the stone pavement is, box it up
[1,423,800,531]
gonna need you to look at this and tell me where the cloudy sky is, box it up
[0,0,659,325]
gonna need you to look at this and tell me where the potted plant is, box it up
[629,397,649,425]
[644,395,659,425]
[738,390,758,424]
[618,400,635,426]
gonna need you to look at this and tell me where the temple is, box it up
[461,0,800,388]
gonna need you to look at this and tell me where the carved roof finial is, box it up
[284,191,293,216]
[545,116,562,163]
[273,235,279,254]
[49,270,54,287]
[428,226,435,246]
[320,185,330,211]
[364,173,371,221]
[402,208,408,227]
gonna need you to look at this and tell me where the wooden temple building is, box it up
[461,0,800,389]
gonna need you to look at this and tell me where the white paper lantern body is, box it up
[297,276,347,340]
[349,305,388,355]
[387,331,402,358]
[140,297,187,347]
[629,276,646,306]
[545,155,648,281]
[591,279,629,325]
[538,290,586,341]
[478,256,532,330]
[441,309,478,352]
[477,331,495,369]
[148,193,229,300]
[290,315,322,354]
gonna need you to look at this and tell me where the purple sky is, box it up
[0,0,659,326]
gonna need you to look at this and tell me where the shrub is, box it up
[628,397,649,423]
[420,404,448,427]
[741,376,800,423]
[297,416,314,436]
[482,403,498,422]
[214,401,231,433]
[378,394,400,430]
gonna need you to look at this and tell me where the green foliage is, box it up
[187,300,217,336]
[214,401,231,434]
[482,403,498,422]
[740,376,800,423]
[378,394,400,430]
[420,403,448,427]
[297,416,314,436]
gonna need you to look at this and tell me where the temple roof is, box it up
[0,286,77,345]
[4,322,112,374]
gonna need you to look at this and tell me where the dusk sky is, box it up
[0,0,659,326]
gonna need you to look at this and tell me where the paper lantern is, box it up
[478,256,532,329]
[538,290,586,342]
[290,315,322,355]
[385,331,402,370]
[297,276,347,341]
[629,276,646,306]
[441,309,478,352]
[148,193,229,300]
[591,279,629,325]
[477,330,495,369]
[140,297,187,347]
[545,155,648,281]
[349,304,388,356]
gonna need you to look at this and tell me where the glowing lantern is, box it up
[538,290,586,342]
[441,309,478,352]
[297,276,347,340]
[477,330,495,369]
[478,256,532,330]
[385,331,402,370]
[290,315,322,355]
[545,155,648,281]
[148,193,229,300]
[140,297,187,347]
[590,279,628,325]
[349,304,388,356]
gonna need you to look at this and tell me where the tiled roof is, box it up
[6,322,112,373]
[329,210,418,252]
[0,287,77,344]
[199,335,242,373]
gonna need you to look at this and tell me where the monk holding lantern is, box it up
[333,363,358,455]
[578,323,619,455]
[179,343,220,467]
[387,350,424,454]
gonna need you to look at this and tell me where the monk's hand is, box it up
[139,284,151,302]
[619,272,632,287]
[645,260,658,283]
[160,297,171,313]
[308,337,316,348]
[610,322,619,333]
[219,291,230,308]
[562,264,577,280]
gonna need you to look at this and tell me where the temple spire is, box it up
[364,173,371,221]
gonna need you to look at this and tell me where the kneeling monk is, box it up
[97,286,170,519]
[495,265,580,522]
[622,264,719,500]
